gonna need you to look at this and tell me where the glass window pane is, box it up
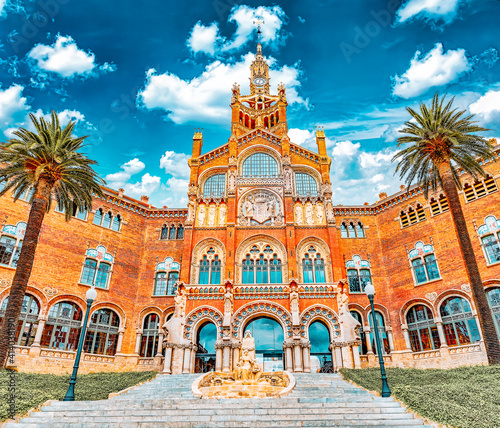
[295,173,318,196]
[154,272,167,295]
[93,209,103,225]
[203,174,226,197]
[242,153,278,178]
[81,259,97,285]
[483,235,500,264]
[103,212,112,228]
[167,272,179,294]
[112,215,121,231]
[347,270,361,293]
[412,259,427,283]
[95,263,110,288]
[424,254,440,280]
[0,236,16,265]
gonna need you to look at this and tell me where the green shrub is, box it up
[0,370,157,422]
[340,366,500,428]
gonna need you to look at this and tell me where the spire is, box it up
[256,42,263,59]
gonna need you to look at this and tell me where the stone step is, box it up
[5,423,434,428]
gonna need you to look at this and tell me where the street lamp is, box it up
[364,282,391,398]
[63,286,97,401]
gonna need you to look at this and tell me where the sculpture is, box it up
[295,204,303,225]
[326,200,335,223]
[241,330,256,359]
[228,171,236,191]
[316,203,324,224]
[290,290,300,326]
[187,201,195,222]
[336,287,360,342]
[223,286,234,327]
[162,286,188,345]
[305,203,314,225]
[218,204,227,226]
[208,204,216,226]
[244,196,254,217]
[197,204,206,226]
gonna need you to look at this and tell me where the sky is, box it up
[0,0,499,208]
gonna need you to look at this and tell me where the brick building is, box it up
[1,44,500,374]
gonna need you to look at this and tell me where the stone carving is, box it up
[187,201,195,222]
[223,286,234,327]
[316,203,324,225]
[461,283,471,292]
[228,171,236,191]
[208,204,216,226]
[43,287,58,297]
[425,292,437,302]
[197,205,206,226]
[174,286,187,318]
[284,167,293,192]
[228,155,237,166]
[218,204,227,226]
[325,200,335,223]
[335,288,360,342]
[0,278,11,288]
[192,331,294,399]
[295,204,303,225]
[305,203,314,225]
[163,286,189,346]
[290,290,300,326]
[238,191,284,226]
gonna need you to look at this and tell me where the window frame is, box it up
[0,294,40,347]
[301,246,326,284]
[84,308,120,356]
[92,208,122,232]
[203,174,226,198]
[406,304,441,353]
[241,245,283,285]
[408,242,442,286]
[55,200,88,221]
[241,152,279,178]
[463,175,498,202]
[41,301,83,351]
[439,296,481,347]
[340,221,365,238]
[295,172,318,197]
[140,313,160,357]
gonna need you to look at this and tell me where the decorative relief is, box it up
[238,190,284,226]
[196,203,227,227]
[232,302,292,338]
[236,177,284,187]
[461,283,471,293]
[425,292,437,302]
[43,287,58,297]
[294,202,326,226]
[0,278,11,288]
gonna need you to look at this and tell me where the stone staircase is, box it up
[5,373,432,427]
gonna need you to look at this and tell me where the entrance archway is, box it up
[244,317,284,372]
[195,322,217,373]
[309,320,333,373]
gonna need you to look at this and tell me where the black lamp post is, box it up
[365,282,391,398]
[63,286,97,401]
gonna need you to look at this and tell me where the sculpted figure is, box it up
[295,204,303,225]
[284,167,292,191]
[242,330,256,360]
[305,203,314,225]
[290,290,300,325]
[208,204,216,226]
[174,286,186,317]
[316,203,324,224]
[218,204,226,226]
[187,201,195,222]
[245,196,254,218]
[223,286,233,326]
[162,286,188,345]
[197,204,206,226]
[326,201,334,222]
[336,287,361,342]
[268,197,278,217]
[228,171,236,190]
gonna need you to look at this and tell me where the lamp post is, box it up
[364,282,391,398]
[64,286,97,401]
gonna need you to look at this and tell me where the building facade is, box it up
[1,44,500,374]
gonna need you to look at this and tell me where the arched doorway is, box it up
[309,321,332,373]
[244,317,284,372]
[195,322,217,373]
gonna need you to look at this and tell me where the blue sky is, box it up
[0,0,499,208]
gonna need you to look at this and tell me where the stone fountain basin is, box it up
[192,371,295,399]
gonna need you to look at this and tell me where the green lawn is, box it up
[0,370,157,422]
[341,365,500,428]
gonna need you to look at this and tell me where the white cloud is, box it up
[395,0,463,25]
[159,151,191,178]
[138,53,308,124]
[28,34,116,78]
[381,124,404,142]
[0,0,7,18]
[288,128,314,146]
[370,173,385,183]
[105,158,161,198]
[469,90,500,123]
[187,21,221,55]
[332,140,360,158]
[0,84,29,131]
[359,150,398,169]
[392,43,470,98]
[161,177,189,208]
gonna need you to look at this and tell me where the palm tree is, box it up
[393,93,500,364]
[0,111,105,367]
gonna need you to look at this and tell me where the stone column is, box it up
[116,329,125,354]
[401,326,412,350]
[330,343,337,372]
[156,333,164,356]
[222,346,231,373]
[341,346,354,369]
[31,317,46,347]
[182,346,191,374]
[163,346,173,374]
[285,347,293,372]
[364,327,373,352]
[435,321,448,348]
[293,344,303,372]
[387,329,395,352]
[352,344,361,369]
[134,329,142,355]
[302,345,311,373]
[233,347,240,369]
[215,347,223,372]
[334,346,342,369]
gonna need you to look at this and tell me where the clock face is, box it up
[253,77,266,86]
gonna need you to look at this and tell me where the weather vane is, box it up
[253,17,264,39]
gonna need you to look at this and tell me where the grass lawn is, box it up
[341,365,500,428]
[0,370,157,422]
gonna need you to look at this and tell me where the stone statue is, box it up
[316,203,324,224]
[234,348,261,383]
[228,171,236,191]
[187,201,195,222]
[336,288,360,342]
[268,197,277,217]
[284,167,292,191]
[197,204,206,226]
[218,204,226,226]
[208,204,216,226]
[290,290,300,326]
[223,287,233,327]
[162,286,188,345]
[245,196,254,217]
[241,330,256,360]
[326,200,334,223]
[305,203,314,225]
[295,204,303,225]
[174,287,186,318]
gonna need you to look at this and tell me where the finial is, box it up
[253,17,264,41]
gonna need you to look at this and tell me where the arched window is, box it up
[355,222,364,238]
[340,223,348,238]
[203,174,226,197]
[95,263,111,289]
[308,321,332,372]
[464,175,497,202]
[350,311,367,355]
[80,246,114,289]
[176,225,184,239]
[195,322,217,373]
[169,225,176,240]
[160,225,169,240]
[406,305,440,352]
[41,302,83,351]
[84,308,120,355]
[56,201,87,220]
[368,311,390,355]
[0,294,39,347]
[93,208,103,225]
[340,221,365,238]
[478,216,500,265]
[197,248,222,285]
[242,245,282,284]
[408,242,440,285]
[154,272,167,295]
[199,255,210,285]
[103,211,112,229]
[429,194,449,216]
[242,153,279,178]
[440,297,480,346]
[486,288,500,338]
[301,246,326,283]
[140,314,159,357]
[111,214,121,231]
[210,255,221,284]
[400,203,426,228]
[345,255,371,293]
[295,173,318,196]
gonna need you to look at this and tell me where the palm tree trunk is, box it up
[438,162,500,364]
[0,180,51,367]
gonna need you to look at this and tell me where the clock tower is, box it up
[250,43,270,95]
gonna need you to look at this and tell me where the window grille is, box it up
[440,297,480,346]
[406,305,440,352]
[241,153,279,177]
[295,173,318,196]
[203,174,226,197]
